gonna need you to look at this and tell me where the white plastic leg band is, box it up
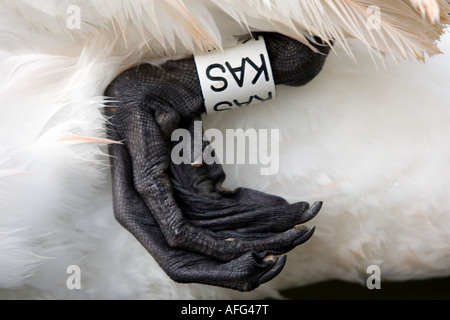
[194,35,276,114]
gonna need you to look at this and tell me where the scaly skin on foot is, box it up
[104,33,330,291]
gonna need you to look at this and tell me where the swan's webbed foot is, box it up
[105,101,320,291]
[107,115,319,291]
[104,32,330,290]
[169,117,322,242]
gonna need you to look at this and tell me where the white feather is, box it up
[1,0,448,60]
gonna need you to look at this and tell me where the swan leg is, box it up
[104,32,331,289]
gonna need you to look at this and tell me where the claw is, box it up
[256,255,287,289]
[293,226,315,247]
[298,201,323,224]
[294,224,308,231]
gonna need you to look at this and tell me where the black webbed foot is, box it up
[108,127,289,291]
[104,32,330,290]
[105,101,318,264]
[169,117,322,239]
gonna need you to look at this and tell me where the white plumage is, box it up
[0,0,449,299]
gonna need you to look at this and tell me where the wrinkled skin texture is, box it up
[104,33,331,291]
